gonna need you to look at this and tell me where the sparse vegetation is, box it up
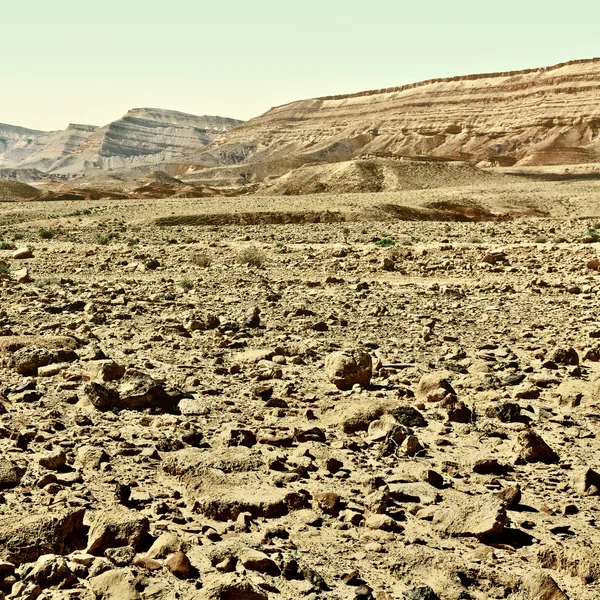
[124,237,140,247]
[585,228,600,243]
[0,266,9,275]
[39,228,54,240]
[0,241,13,250]
[67,208,92,217]
[374,237,396,248]
[35,277,59,288]
[180,279,194,290]
[237,246,266,267]
[191,251,213,268]
[97,232,118,245]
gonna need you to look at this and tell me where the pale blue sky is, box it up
[4,0,600,130]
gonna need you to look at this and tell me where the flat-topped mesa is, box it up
[66,124,99,133]
[203,57,600,172]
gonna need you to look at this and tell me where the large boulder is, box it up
[0,458,25,490]
[192,575,267,600]
[89,568,141,600]
[0,508,85,564]
[515,430,559,464]
[416,371,456,403]
[324,349,372,390]
[87,507,150,555]
[84,370,183,413]
[433,493,506,540]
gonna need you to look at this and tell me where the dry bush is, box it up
[191,251,213,268]
[237,246,266,268]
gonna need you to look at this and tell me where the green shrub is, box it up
[97,232,118,245]
[180,279,194,290]
[0,266,9,275]
[39,228,54,240]
[586,229,600,243]
[374,237,396,248]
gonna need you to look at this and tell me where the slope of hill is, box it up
[262,158,500,195]
[0,109,244,175]
[0,180,43,200]
[197,58,600,180]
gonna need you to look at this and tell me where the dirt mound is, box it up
[518,147,599,166]
[262,158,499,195]
[153,210,345,227]
[0,180,42,200]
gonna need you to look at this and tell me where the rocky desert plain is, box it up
[1,59,600,600]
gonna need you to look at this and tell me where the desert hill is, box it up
[191,58,600,185]
[0,109,243,176]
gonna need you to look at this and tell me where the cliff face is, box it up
[0,109,243,175]
[201,58,600,172]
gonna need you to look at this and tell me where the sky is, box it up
[3,0,600,131]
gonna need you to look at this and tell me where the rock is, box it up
[389,405,428,428]
[12,268,31,283]
[162,448,310,520]
[571,468,600,495]
[420,470,444,489]
[497,485,522,508]
[528,572,569,600]
[165,551,197,579]
[88,568,141,600]
[12,247,33,259]
[313,492,341,516]
[87,507,150,555]
[403,586,441,600]
[433,493,507,540]
[324,349,372,390]
[39,449,67,470]
[415,371,456,402]
[238,549,280,576]
[105,545,136,567]
[445,400,472,423]
[218,427,257,448]
[77,445,109,469]
[0,508,85,564]
[485,402,522,423]
[20,554,74,588]
[84,371,183,413]
[551,347,579,366]
[379,424,408,457]
[364,514,403,533]
[473,458,509,475]
[0,335,78,353]
[9,347,55,376]
[194,575,267,600]
[145,532,183,559]
[0,459,25,490]
[402,435,422,456]
[516,430,559,464]
[244,307,261,328]
[88,360,126,382]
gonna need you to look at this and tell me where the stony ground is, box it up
[2,191,600,600]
